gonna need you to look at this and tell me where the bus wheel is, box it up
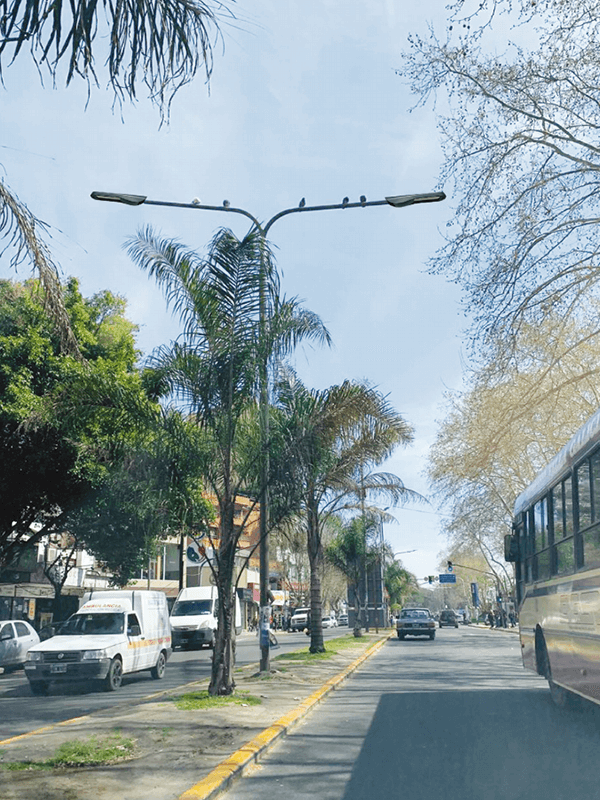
[536,629,571,709]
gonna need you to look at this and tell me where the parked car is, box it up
[0,620,40,672]
[439,610,459,628]
[396,608,436,640]
[322,616,336,628]
[338,615,349,626]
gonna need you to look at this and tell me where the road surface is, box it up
[224,626,600,800]
[0,627,346,739]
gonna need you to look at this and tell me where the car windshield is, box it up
[61,613,124,635]
[401,610,429,618]
[171,600,212,617]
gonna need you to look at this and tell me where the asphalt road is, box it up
[0,626,347,739]
[224,626,600,800]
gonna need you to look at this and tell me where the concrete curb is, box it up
[177,633,392,800]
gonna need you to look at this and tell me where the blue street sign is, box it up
[439,574,456,584]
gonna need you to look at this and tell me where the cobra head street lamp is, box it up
[385,192,446,208]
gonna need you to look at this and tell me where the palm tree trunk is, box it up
[307,494,325,653]
[209,495,237,695]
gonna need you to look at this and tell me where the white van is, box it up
[170,586,242,650]
[24,590,171,695]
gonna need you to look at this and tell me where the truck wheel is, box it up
[151,651,166,679]
[429,632,435,640]
[29,680,50,696]
[104,657,123,691]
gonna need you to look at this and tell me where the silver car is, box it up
[0,620,40,672]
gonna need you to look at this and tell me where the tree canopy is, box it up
[427,310,600,576]
[127,225,330,694]
[0,277,156,566]
[401,0,600,353]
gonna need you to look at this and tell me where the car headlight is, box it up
[82,649,108,660]
[26,651,42,662]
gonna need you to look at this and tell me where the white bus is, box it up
[506,405,600,707]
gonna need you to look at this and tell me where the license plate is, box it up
[50,664,67,673]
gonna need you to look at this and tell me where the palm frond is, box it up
[0,0,236,115]
[0,179,79,356]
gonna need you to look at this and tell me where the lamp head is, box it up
[385,191,446,208]
[91,192,147,206]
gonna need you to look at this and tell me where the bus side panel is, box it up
[521,580,600,704]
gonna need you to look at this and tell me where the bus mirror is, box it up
[504,533,518,562]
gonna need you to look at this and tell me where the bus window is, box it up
[552,484,564,540]
[582,525,600,569]
[564,477,573,537]
[591,450,600,522]
[534,498,548,550]
[537,548,552,581]
[556,537,575,575]
[577,461,592,530]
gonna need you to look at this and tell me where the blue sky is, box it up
[1,1,467,580]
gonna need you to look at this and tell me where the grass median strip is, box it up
[172,689,261,711]
[273,633,375,664]
[0,732,135,771]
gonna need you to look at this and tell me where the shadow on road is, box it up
[341,689,600,800]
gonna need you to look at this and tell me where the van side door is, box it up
[126,613,144,672]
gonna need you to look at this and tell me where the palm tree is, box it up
[0,0,233,114]
[326,515,383,637]
[272,371,420,653]
[126,225,329,694]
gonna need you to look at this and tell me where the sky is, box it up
[1,0,470,582]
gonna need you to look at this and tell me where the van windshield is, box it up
[171,600,212,617]
[61,613,124,635]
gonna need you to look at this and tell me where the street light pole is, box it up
[91,189,446,672]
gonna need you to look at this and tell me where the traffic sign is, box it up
[439,574,456,584]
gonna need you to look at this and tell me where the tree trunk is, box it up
[209,578,236,695]
[353,582,364,638]
[307,496,325,653]
[209,495,237,695]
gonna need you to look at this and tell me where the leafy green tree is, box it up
[326,515,383,637]
[0,277,156,566]
[384,560,419,611]
[126,225,329,695]
[272,372,419,652]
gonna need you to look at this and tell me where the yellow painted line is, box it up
[178,634,391,800]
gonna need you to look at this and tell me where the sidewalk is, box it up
[0,632,390,800]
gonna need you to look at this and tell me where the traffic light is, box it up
[447,561,453,572]
[428,576,434,584]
